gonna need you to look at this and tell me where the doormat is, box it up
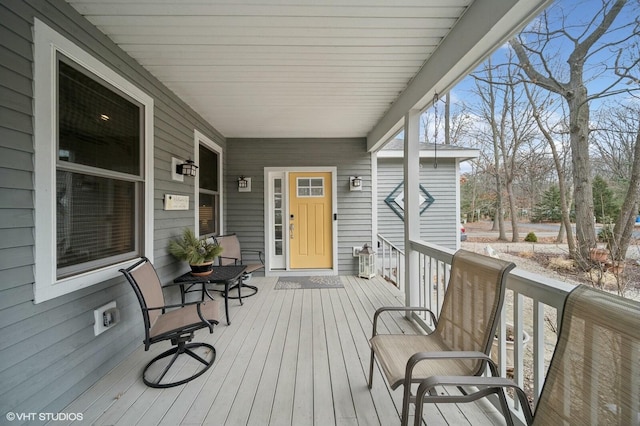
[275,276,344,290]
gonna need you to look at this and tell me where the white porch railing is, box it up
[376,234,405,289]
[407,239,575,421]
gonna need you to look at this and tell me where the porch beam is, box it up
[403,109,421,308]
[366,0,552,152]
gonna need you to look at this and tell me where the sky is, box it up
[397,0,639,163]
[445,0,640,139]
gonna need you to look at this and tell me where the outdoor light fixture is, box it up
[238,176,252,192]
[350,176,362,191]
[176,159,198,177]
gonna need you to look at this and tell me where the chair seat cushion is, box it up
[244,263,264,274]
[370,334,477,389]
[150,300,220,339]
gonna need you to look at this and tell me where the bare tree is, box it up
[472,59,508,239]
[592,104,640,183]
[610,118,640,261]
[513,143,556,219]
[422,96,473,146]
[448,104,474,146]
[463,162,502,222]
[523,83,577,249]
[421,110,438,144]
[590,93,640,262]
[504,62,539,241]
[510,0,640,267]
[471,54,540,241]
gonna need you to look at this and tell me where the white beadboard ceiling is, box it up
[67,0,549,142]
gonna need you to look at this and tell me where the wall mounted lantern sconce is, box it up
[171,157,198,182]
[176,159,198,177]
[350,176,362,191]
[238,176,252,192]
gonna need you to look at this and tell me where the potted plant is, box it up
[491,323,530,370]
[168,228,223,276]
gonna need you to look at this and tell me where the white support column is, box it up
[371,152,378,252]
[404,109,421,308]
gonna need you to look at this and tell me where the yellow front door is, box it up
[289,172,333,269]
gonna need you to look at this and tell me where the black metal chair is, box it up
[120,257,220,388]
[215,233,264,298]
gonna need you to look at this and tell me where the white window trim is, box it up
[263,166,338,277]
[33,19,154,303]
[194,129,223,236]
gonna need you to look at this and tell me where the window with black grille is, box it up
[56,57,144,278]
[198,144,220,236]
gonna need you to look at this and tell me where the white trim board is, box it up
[33,18,154,303]
[194,129,224,236]
[376,148,479,159]
[263,167,338,277]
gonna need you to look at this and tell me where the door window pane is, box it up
[298,187,310,196]
[297,177,324,197]
[273,178,284,257]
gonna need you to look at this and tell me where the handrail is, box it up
[376,234,405,289]
[407,238,575,422]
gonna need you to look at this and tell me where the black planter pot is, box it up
[190,261,214,276]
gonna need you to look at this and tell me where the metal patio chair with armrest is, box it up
[120,257,220,388]
[215,233,264,298]
[368,249,516,426]
[414,284,640,426]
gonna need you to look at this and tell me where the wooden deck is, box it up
[61,276,507,425]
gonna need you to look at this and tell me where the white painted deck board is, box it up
[311,290,335,426]
[292,289,315,425]
[245,290,295,425]
[322,290,357,425]
[64,276,507,425]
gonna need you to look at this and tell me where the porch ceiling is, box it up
[67,0,549,144]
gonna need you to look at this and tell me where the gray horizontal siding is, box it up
[377,157,459,251]
[0,0,225,417]
[0,126,33,152]
[226,138,372,274]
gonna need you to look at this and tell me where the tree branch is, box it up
[509,38,565,94]
[569,0,627,65]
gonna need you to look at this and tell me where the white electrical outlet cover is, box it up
[94,301,117,336]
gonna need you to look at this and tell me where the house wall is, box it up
[226,138,372,274]
[377,157,459,251]
[0,0,224,416]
